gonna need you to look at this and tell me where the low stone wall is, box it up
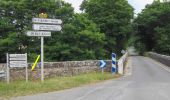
[148,52,170,67]
[0,60,112,81]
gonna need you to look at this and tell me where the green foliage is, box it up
[45,14,106,61]
[154,25,170,54]
[81,0,134,57]
[0,0,105,62]
[134,2,170,55]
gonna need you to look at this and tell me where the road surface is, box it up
[11,56,170,100]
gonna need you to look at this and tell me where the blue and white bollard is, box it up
[112,53,116,73]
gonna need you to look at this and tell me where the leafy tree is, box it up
[134,1,170,55]
[45,14,106,61]
[81,0,134,57]
[0,0,105,62]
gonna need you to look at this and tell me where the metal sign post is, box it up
[28,13,62,82]
[6,53,9,84]
[41,37,44,82]
[102,68,104,75]
[26,53,28,82]
[100,60,106,74]
[6,53,28,83]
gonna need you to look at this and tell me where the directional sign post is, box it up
[32,18,62,25]
[100,60,106,74]
[6,53,28,83]
[6,53,9,84]
[41,36,44,82]
[29,16,62,82]
[33,24,62,31]
[26,31,51,37]
[9,54,27,68]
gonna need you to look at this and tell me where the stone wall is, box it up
[0,60,113,81]
[148,52,170,67]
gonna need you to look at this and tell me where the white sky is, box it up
[64,0,154,14]
[128,0,154,14]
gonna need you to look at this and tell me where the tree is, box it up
[0,0,106,62]
[81,0,134,57]
[134,1,170,55]
[45,14,106,61]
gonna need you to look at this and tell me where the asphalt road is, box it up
[11,56,170,100]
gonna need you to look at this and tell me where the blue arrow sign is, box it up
[100,60,106,68]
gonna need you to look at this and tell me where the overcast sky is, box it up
[64,0,154,14]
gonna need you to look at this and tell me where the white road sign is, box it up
[10,64,27,68]
[33,24,62,31]
[9,57,27,61]
[10,61,27,67]
[26,31,51,37]
[10,61,26,64]
[9,54,26,58]
[9,54,27,68]
[32,18,62,24]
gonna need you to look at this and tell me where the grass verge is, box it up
[0,72,120,100]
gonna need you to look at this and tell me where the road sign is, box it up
[9,54,26,58]
[10,64,27,67]
[33,24,62,31]
[9,61,27,67]
[9,61,27,64]
[9,54,27,68]
[29,17,63,82]
[9,57,26,61]
[32,18,62,24]
[7,53,28,83]
[0,74,5,78]
[100,60,106,74]
[100,60,106,68]
[121,50,126,54]
[0,71,5,78]
[26,31,51,37]
[112,53,117,73]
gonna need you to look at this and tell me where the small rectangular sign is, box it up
[32,18,62,24]
[0,74,5,78]
[10,61,27,67]
[26,31,51,37]
[33,24,62,31]
[9,57,27,61]
[9,54,27,68]
[10,64,27,68]
[9,54,26,58]
[0,71,5,78]
[10,61,27,64]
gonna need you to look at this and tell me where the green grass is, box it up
[0,72,120,100]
